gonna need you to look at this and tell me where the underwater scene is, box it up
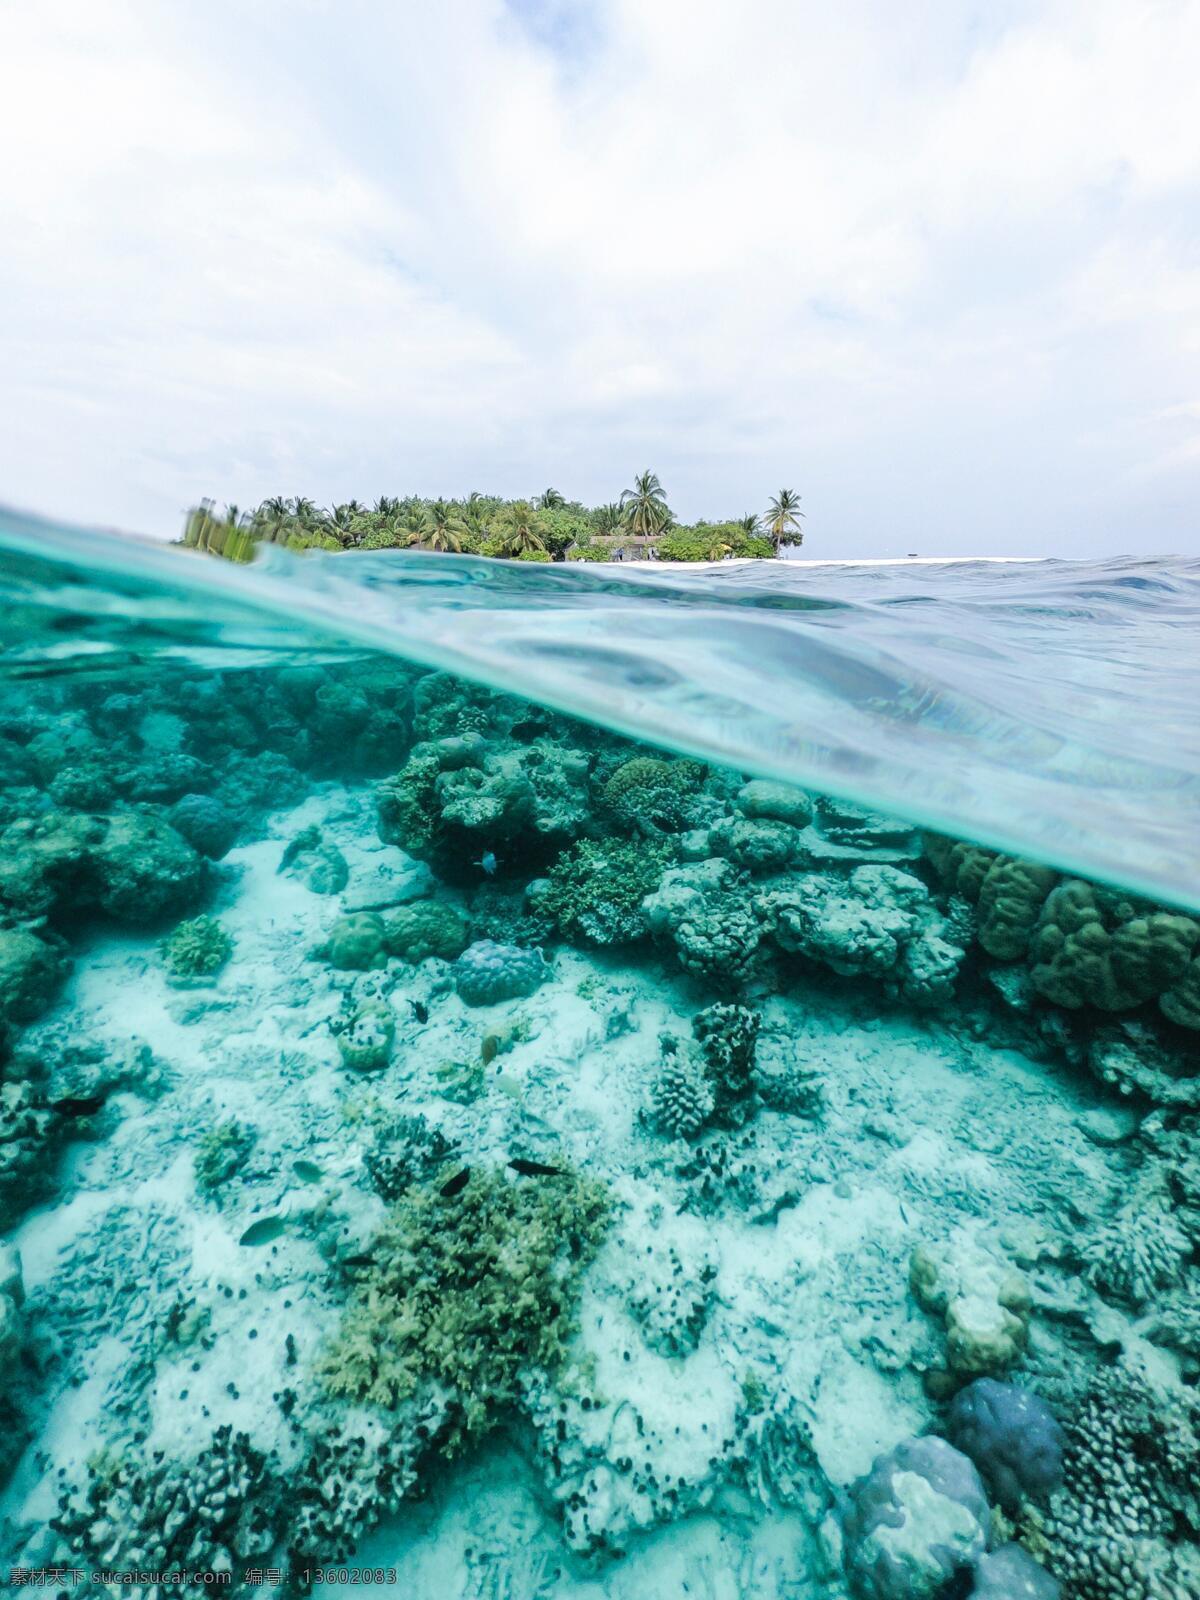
[0,516,1199,1600]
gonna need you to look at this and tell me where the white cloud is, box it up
[1,0,1198,553]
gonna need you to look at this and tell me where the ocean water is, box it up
[0,508,1198,1600]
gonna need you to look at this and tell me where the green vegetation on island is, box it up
[181,474,805,563]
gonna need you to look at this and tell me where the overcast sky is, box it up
[2,0,1198,556]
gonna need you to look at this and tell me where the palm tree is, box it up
[763,489,804,551]
[401,504,432,545]
[493,500,547,556]
[374,495,401,519]
[620,471,669,537]
[736,514,760,536]
[255,496,293,544]
[593,502,624,536]
[463,492,489,537]
[424,499,466,553]
[700,532,733,561]
[538,487,566,510]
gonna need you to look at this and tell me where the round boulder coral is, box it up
[842,1434,990,1600]
[322,913,388,971]
[452,940,549,1006]
[384,901,469,964]
[168,793,240,861]
[971,1545,1060,1599]
[334,1000,395,1072]
[943,1379,1063,1512]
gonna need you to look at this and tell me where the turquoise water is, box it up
[0,509,1197,1599]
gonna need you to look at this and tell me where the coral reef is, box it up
[319,1165,610,1450]
[538,837,670,946]
[649,1042,716,1138]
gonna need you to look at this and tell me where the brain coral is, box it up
[452,940,549,1006]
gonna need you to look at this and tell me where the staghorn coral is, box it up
[649,1044,716,1139]
[161,913,232,980]
[319,1164,610,1451]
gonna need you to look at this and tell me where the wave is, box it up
[2,504,1198,910]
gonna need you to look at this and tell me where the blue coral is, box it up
[452,940,549,1006]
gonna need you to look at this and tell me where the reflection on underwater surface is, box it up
[0,511,1197,1599]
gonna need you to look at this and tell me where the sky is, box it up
[1,0,1198,556]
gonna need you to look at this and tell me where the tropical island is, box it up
[181,474,805,563]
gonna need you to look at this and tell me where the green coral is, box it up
[383,900,469,963]
[161,915,232,980]
[1030,881,1199,1014]
[194,1120,255,1194]
[975,856,1059,959]
[321,912,388,971]
[601,756,704,831]
[319,1164,610,1451]
[539,838,671,946]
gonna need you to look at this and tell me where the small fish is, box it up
[508,1158,564,1178]
[474,851,500,876]
[440,1167,471,1198]
[410,1000,429,1025]
[292,1159,322,1184]
[341,1253,376,1269]
[51,1095,105,1117]
[239,1217,287,1248]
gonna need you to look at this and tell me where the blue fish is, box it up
[475,851,499,876]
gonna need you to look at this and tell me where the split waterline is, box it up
[0,506,1197,1598]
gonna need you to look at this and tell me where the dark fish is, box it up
[410,1001,429,1025]
[51,1095,105,1117]
[341,1253,376,1268]
[440,1167,471,1198]
[292,1159,322,1184]
[239,1217,287,1247]
[509,1158,563,1177]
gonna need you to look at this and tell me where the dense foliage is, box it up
[181,477,805,564]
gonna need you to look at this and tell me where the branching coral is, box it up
[692,1002,759,1113]
[1024,1368,1200,1600]
[649,1045,716,1139]
[539,837,671,946]
[319,1165,610,1451]
[1080,1192,1190,1308]
[53,1426,282,1582]
[364,1114,454,1202]
[161,914,232,980]
[194,1120,255,1194]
